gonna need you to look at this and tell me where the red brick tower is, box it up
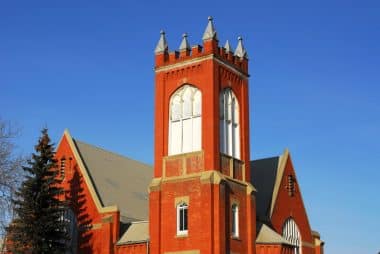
[149,17,256,254]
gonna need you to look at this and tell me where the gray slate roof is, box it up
[250,157,280,223]
[72,137,303,245]
[117,221,149,245]
[73,139,153,223]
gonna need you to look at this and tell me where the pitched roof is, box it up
[250,156,280,222]
[73,139,153,223]
[250,149,290,220]
[256,223,293,245]
[117,221,149,245]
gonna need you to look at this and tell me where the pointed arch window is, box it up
[169,85,202,155]
[282,218,301,254]
[220,88,240,159]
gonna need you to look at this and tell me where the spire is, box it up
[179,33,191,51]
[224,40,233,53]
[202,16,218,41]
[234,36,248,58]
[154,30,168,54]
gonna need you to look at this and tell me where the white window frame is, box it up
[282,218,302,254]
[220,88,240,159]
[177,202,188,235]
[231,203,239,238]
[169,85,202,155]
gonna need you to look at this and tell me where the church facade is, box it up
[51,18,323,254]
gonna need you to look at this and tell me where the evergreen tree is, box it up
[7,129,69,254]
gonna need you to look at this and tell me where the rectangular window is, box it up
[232,204,239,238]
[177,203,188,235]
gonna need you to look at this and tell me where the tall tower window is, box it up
[282,218,301,254]
[177,202,188,235]
[231,203,239,238]
[169,85,202,155]
[220,89,240,159]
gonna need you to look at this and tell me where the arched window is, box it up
[177,202,188,235]
[169,85,202,155]
[282,218,301,254]
[231,203,239,237]
[220,89,240,159]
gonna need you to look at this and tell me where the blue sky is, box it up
[1,1,379,253]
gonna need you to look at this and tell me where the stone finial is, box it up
[154,30,168,54]
[234,36,248,58]
[179,33,191,51]
[202,16,218,41]
[224,40,233,53]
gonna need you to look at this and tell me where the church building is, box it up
[52,17,324,254]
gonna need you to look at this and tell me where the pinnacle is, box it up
[234,36,248,58]
[179,33,191,51]
[202,16,218,41]
[154,30,168,54]
[224,40,233,53]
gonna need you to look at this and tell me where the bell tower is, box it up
[149,17,256,254]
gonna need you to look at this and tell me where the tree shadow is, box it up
[224,184,231,253]
[67,166,93,254]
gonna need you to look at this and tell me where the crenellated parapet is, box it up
[154,16,249,75]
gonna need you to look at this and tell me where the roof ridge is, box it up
[251,156,280,162]
[73,139,152,168]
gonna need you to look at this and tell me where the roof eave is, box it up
[116,240,149,246]
[62,130,119,214]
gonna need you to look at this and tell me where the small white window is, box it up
[220,89,240,159]
[232,204,239,238]
[177,203,188,235]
